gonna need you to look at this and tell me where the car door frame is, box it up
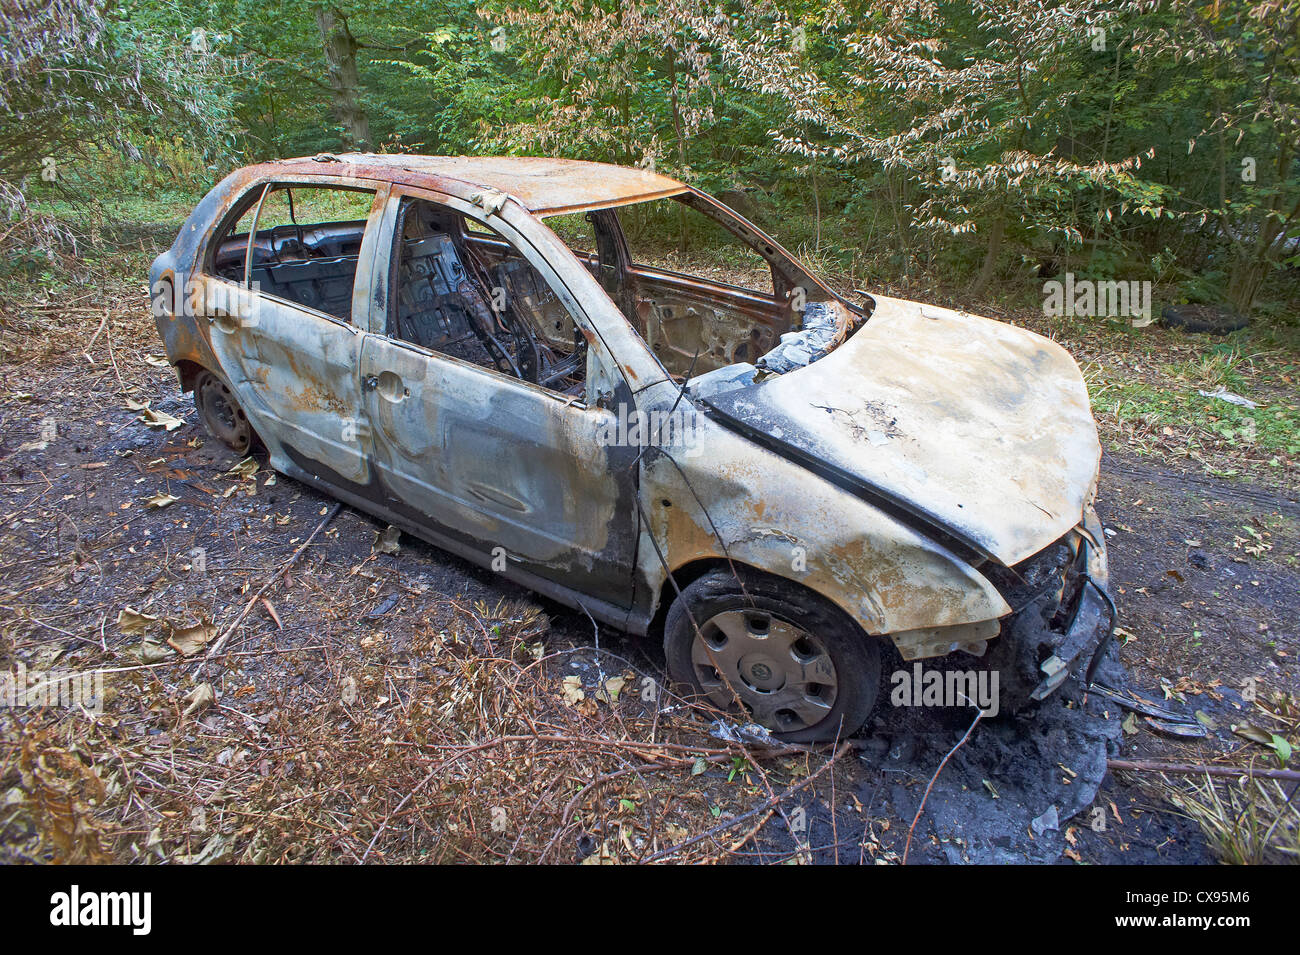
[194,174,390,488]
[355,184,654,628]
[608,190,843,374]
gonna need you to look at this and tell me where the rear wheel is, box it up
[194,370,253,455]
[663,569,881,743]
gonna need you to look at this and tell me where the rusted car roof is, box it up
[271,154,688,215]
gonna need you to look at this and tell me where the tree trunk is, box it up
[668,55,688,257]
[1227,222,1279,314]
[970,215,1005,298]
[315,6,370,150]
[1226,144,1299,314]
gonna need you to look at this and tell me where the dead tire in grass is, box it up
[194,370,254,454]
[1159,303,1249,335]
[664,568,881,743]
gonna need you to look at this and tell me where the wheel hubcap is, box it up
[691,610,838,732]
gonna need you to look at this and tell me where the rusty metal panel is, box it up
[697,295,1103,566]
[270,154,688,215]
[632,381,1014,640]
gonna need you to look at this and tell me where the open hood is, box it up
[697,295,1101,566]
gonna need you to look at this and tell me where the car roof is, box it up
[269,154,689,216]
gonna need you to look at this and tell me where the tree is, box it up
[0,0,238,184]
[477,0,720,176]
[1133,0,1300,312]
[315,5,371,149]
[695,0,1170,292]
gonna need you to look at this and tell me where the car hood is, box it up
[697,295,1101,566]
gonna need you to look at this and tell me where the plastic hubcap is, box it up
[691,610,838,732]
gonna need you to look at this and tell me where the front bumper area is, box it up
[987,510,1116,703]
[1029,573,1113,700]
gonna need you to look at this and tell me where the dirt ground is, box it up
[0,257,1297,864]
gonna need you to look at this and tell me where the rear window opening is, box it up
[207,184,376,321]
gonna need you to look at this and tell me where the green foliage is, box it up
[0,0,240,183]
[1,0,1297,319]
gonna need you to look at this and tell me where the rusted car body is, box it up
[150,155,1113,741]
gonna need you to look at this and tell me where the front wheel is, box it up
[663,569,881,743]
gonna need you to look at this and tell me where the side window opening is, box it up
[544,211,598,259]
[207,184,375,321]
[389,197,588,398]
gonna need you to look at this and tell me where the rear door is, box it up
[198,180,387,486]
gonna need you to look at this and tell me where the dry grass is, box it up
[1,594,852,864]
[1166,774,1300,865]
[1149,693,1300,865]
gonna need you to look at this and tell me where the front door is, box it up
[357,192,641,612]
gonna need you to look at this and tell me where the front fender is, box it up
[636,406,1011,645]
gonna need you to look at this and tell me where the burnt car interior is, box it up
[210,184,375,321]
[207,181,856,396]
[542,194,839,381]
[388,197,588,396]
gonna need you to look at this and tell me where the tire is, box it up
[194,370,254,455]
[663,568,881,743]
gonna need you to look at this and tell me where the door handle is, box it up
[207,308,242,333]
[365,372,408,401]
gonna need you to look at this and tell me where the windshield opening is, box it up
[539,192,861,390]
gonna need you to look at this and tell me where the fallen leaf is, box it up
[145,492,180,509]
[166,617,216,657]
[595,676,626,704]
[227,457,258,479]
[373,525,401,554]
[184,682,215,716]
[1232,722,1273,746]
[560,675,585,706]
[177,832,231,865]
[138,638,172,663]
[117,607,159,634]
[131,402,185,432]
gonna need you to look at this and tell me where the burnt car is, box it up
[149,154,1113,742]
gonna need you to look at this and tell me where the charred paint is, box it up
[149,153,1111,677]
